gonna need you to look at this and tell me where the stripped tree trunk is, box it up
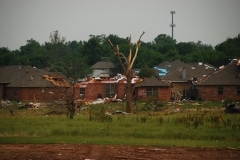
[107,32,144,113]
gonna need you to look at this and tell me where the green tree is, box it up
[48,30,66,65]
[0,47,13,66]
[82,35,112,66]
[215,34,240,64]
[138,67,158,78]
[14,39,48,67]
[153,34,179,61]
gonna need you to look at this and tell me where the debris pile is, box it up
[43,75,70,87]
[1,99,12,108]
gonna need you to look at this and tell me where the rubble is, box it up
[225,103,240,113]
[43,75,70,87]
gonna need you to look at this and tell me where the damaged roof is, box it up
[157,59,189,73]
[135,76,170,87]
[198,60,240,86]
[0,66,70,87]
[162,63,216,82]
[42,75,70,87]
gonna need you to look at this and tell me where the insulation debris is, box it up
[43,75,70,87]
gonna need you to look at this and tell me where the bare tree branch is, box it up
[130,31,145,69]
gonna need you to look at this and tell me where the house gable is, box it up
[197,60,240,101]
[91,61,115,77]
[198,60,240,86]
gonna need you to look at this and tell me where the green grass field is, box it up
[0,101,240,148]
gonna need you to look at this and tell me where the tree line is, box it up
[0,31,239,79]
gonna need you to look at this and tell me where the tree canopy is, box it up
[0,31,239,79]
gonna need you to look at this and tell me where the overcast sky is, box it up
[0,0,240,50]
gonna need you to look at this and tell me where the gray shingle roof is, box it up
[157,59,189,73]
[135,77,170,87]
[0,66,69,87]
[198,60,240,85]
[162,64,216,82]
[91,61,115,69]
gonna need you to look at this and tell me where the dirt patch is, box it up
[0,144,239,160]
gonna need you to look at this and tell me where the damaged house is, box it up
[197,59,240,101]
[161,61,216,100]
[0,66,70,101]
[74,74,127,102]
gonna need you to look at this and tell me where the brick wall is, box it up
[197,85,240,101]
[74,81,126,100]
[6,87,70,101]
[136,87,171,101]
[116,82,125,99]
[158,87,171,101]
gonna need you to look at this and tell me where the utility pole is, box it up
[170,11,176,39]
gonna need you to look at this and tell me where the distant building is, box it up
[91,61,116,78]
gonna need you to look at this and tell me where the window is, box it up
[79,88,85,98]
[218,86,223,95]
[146,87,158,97]
[237,86,240,95]
[105,84,115,98]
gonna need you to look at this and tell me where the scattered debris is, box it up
[1,99,12,108]
[112,110,127,115]
[105,94,122,103]
[225,103,240,113]
[1,99,14,115]
[43,75,70,87]
[91,98,105,105]
[18,102,41,109]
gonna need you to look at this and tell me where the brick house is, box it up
[197,60,240,101]
[0,66,70,101]
[74,75,127,101]
[161,62,216,100]
[134,77,171,101]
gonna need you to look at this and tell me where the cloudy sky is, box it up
[0,0,240,50]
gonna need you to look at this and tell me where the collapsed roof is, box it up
[198,59,240,85]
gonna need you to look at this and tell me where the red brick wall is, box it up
[136,87,171,101]
[86,83,105,100]
[158,87,171,101]
[74,82,126,100]
[6,87,70,101]
[116,82,125,99]
[197,86,240,101]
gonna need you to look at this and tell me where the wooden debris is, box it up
[43,75,70,87]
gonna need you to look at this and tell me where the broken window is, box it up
[80,88,85,98]
[146,87,158,97]
[237,86,240,95]
[105,84,115,98]
[218,86,223,95]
